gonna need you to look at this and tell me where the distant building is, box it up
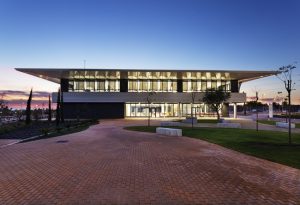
[16,68,277,119]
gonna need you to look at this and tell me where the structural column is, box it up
[221,103,229,117]
[268,103,273,118]
[233,103,237,119]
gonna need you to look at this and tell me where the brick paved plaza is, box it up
[0,119,299,204]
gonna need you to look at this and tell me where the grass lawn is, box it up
[0,122,27,135]
[173,119,219,123]
[21,123,94,143]
[197,119,219,123]
[1,120,98,141]
[258,119,300,128]
[125,126,300,169]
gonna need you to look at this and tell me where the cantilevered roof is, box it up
[15,68,278,84]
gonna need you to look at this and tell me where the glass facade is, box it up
[128,80,177,92]
[69,80,120,92]
[69,70,120,79]
[67,70,231,93]
[128,71,177,79]
[182,80,230,92]
[65,70,232,117]
[68,70,120,92]
[125,103,178,117]
[125,103,217,118]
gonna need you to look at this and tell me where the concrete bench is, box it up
[217,122,241,128]
[219,119,230,123]
[276,122,295,129]
[156,127,182,136]
[182,117,197,124]
[160,121,181,126]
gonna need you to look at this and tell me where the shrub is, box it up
[56,127,62,133]
[41,128,50,136]
[66,124,71,130]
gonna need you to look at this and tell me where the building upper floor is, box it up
[16,68,278,93]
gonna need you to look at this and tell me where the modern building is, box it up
[16,68,277,119]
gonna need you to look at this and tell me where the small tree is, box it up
[190,92,197,128]
[203,88,230,120]
[56,88,61,126]
[276,64,296,145]
[146,92,156,126]
[25,89,33,125]
[60,90,64,123]
[0,94,6,122]
[48,95,52,122]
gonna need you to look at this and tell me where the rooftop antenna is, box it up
[83,60,86,69]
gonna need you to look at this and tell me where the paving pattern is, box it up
[0,119,299,205]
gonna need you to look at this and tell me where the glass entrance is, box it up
[125,103,178,117]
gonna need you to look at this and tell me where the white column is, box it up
[137,80,140,92]
[269,103,273,118]
[233,103,237,119]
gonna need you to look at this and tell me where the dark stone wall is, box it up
[230,80,239,92]
[177,79,183,92]
[61,79,69,92]
[63,103,124,119]
[120,79,128,92]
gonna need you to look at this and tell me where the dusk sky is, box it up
[0,0,299,107]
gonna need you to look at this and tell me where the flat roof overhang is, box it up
[15,68,279,84]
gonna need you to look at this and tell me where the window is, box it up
[108,80,115,91]
[191,80,197,91]
[211,81,217,90]
[78,81,84,91]
[183,81,188,92]
[162,80,168,92]
[221,81,226,91]
[69,81,74,91]
[172,81,177,91]
[86,81,95,91]
[129,80,138,92]
[153,81,159,91]
[97,80,105,91]
[141,80,148,91]
[226,81,231,91]
[201,81,207,91]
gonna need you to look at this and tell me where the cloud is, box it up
[0,90,53,108]
[0,90,51,98]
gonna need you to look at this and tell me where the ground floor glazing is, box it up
[125,103,216,117]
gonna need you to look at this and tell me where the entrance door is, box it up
[150,107,157,117]
[150,107,162,118]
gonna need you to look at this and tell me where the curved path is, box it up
[0,119,299,204]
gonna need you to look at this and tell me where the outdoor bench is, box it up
[156,127,182,136]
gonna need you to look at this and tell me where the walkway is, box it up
[0,119,299,204]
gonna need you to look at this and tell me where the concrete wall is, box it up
[53,92,246,104]
[63,102,124,119]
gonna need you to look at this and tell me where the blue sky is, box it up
[0,0,299,104]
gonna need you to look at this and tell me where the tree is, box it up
[25,89,33,125]
[203,88,231,120]
[60,90,64,123]
[276,64,296,145]
[190,92,197,128]
[0,94,7,123]
[56,88,61,126]
[48,95,52,122]
[146,92,156,126]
